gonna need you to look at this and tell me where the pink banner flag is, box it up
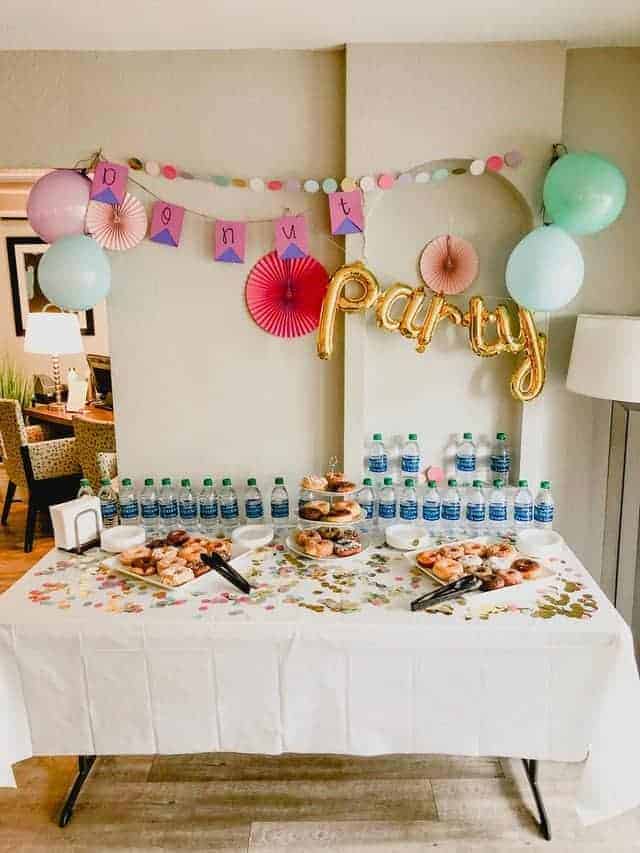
[275,214,309,260]
[90,161,128,205]
[214,220,247,263]
[149,201,185,247]
[328,190,364,235]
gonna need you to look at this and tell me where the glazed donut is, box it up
[325,471,345,487]
[325,508,353,522]
[511,557,543,579]
[120,546,151,565]
[334,538,362,557]
[296,529,321,546]
[485,542,517,559]
[299,505,324,521]
[481,574,505,591]
[129,560,156,576]
[305,539,334,558]
[460,554,483,570]
[416,549,439,569]
[157,556,187,572]
[440,544,465,561]
[463,541,487,557]
[205,538,233,561]
[497,567,523,586]
[151,546,178,563]
[301,474,328,491]
[432,558,464,583]
[470,565,493,581]
[331,480,357,493]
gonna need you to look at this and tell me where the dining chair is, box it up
[0,399,81,552]
[72,417,117,494]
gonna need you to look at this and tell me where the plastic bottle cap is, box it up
[121,478,132,487]
[363,478,372,486]
[373,432,383,441]
[497,432,507,440]
[473,480,484,488]
[222,478,232,486]
[181,478,191,487]
[518,479,528,487]
[408,433,417,440]
[144,478,153,486]
[247,477,257,486]
[80,478,90,486]
[448,478,457,487]
[274,477,284,485]
[203,478,213,487]
[463,432,472,440]
[404,478,414,487]
[161,478,171,486]
[493,478,504,487]
[427,480,437,488]
[541,480,551,489]
[383,477,393,486]
[100,478,110,486]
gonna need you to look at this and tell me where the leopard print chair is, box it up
[72,416,117,494]
[0,399,81,552]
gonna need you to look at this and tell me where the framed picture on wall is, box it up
[5,234,95,337]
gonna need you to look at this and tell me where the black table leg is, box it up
[58,755,96,827]
[522,758,551,841]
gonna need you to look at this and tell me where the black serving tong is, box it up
[200,551,253,594]
[411,574,483,612]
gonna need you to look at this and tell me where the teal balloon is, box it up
[506,225,584,312]
[543,152,626,235]
[39,235,111,310]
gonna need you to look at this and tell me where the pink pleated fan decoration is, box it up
[246,251,328,338]
[419,234,479,295]
[86,193,148,251]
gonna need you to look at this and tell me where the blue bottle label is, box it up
[369,454,388,473]
[245,498,264,519]
[359,501,374,520]
[534,504,554,523]
[514,504,533,522]
[379,501,396,519]
[119,500,139,520]
[101,500,117,521]
[179,502,198,520]
[401,455,420,473]
[442,501,461,521]
[160,500,178,520]
[399,500,418,521]
[199,501,218,519]
[455,454,476,473]
[221,500,239,520]
[422,500,440,522]
[489,503,507,522]
[490,454,510,474]
[271,500,289,519]
[466,502,486,522]
[141,502,159,519]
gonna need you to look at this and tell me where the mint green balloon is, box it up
[543,152,626,235]
[506,226,584,312]
[39,235,111,310]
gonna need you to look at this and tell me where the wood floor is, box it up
[1,467,639,852]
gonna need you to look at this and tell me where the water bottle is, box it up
[534,481,555,529]
[513,479,534,531]
[178,478,199,532]
[378,477,396,526]
[140,478,160,535]
[441,478,462,539]
[270,477,290,526]
[455,432,477,487]
[488,478,508,537]
[118,478,139,526]
[399,478,418,522]
[465,479,486,536]
[77,478,93,499]
[357,478,376,523]
[401,433,420,474]
[490,432,511,485]
[159,477,179,533]
[368,433,388,475]
[244,477,264,523]
[422,480,441,535]
[198,477,219,535]
[98,477,118,529]
[298,486,312,517]
[219,477,239,531]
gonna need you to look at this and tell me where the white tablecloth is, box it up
[1,541,639,825]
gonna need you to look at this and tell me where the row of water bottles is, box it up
[355,476,554,537]
[79,475,291,534]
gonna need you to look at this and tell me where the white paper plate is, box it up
[385,523,432,551]
[286,533,371,562]
[232,524,274,550]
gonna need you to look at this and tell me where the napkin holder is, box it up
[50,496,102,553]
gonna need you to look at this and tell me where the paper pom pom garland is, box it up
[419,234,479,295]
[86,193,148,251]
[245,251,328,338]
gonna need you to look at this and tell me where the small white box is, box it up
[50,496,103,550]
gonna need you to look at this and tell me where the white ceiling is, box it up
[2,0,639,50]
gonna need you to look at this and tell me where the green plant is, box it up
[0,355,33,409]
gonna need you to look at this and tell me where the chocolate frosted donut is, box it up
[511,557,543,579]
[481,574,505,591]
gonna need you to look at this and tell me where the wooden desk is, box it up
[23,404,114,429]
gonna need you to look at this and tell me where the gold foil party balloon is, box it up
[375,283,414,332]
[416,295,464,353]
[317,262,380,359]
[510,310,547,402]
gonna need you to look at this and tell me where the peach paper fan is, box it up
[419,234,479,295]
[86,193,148,251]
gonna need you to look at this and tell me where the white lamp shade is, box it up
[567,314,640,403]
[24,312,83,356]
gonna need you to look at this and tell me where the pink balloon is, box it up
[27,170,91,243]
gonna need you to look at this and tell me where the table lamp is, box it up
[24,310,83,409]
[567,314,640,403]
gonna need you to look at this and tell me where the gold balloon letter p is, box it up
[317,262,380,359]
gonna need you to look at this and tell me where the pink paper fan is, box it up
[86,193,147,251]
[419,234,479,295]
[246,251,328,338]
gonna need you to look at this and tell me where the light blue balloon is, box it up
[39,234,111,311]
[543,152,627,235]
[506,225,584,312]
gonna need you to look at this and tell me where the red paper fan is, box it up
[419,234,479,295]
[245,251,328,338]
